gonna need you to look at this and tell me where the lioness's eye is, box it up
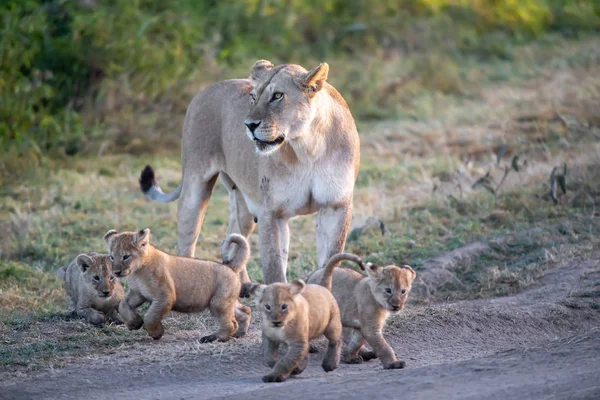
[265,304,271,311]
[250,93,256,103]
[385,288,392,295]
[271,92,283,101]
[122,255,130,261]
[109,255,114,262]
[281,304,288,311]
[401,289,407,295]
[93,275,100,282]
[110,275,116,282]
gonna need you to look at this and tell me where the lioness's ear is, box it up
[289,279,306,295]
[103,229,118,246]
[249,59,274,85]
[401,265,416,282]
[365,263,382,280]
[134,228,150,248]
[301,63,329,94]
[248,283,266,301]
[76,253,93,273]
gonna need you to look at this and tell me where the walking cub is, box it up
[248,280,342,382]
[307,253,416,369]
[104,228,251,341]
[57,253,124,326]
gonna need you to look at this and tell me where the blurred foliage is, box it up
[1,0,599,159]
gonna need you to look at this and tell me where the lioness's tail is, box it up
[139,165,182,203]
[221,234,250,273]
[321,253,365,291]
[57,266,66,280]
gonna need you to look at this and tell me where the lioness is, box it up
[104,229,251,341]
[139,60,360,284]
[248,280,342,382]
[307,253,416,369]
[57,253,124,326]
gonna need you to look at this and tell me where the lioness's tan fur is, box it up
[249,280,342,382]
[57,253,124,326]
[307,253,416,369]
[104,229,251,341]
[139,60,360,285]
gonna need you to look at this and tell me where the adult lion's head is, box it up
[245,60,330,154]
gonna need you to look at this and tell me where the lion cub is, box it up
[57,253,124,326]
[249,280,342,382]
[307,253,416,369]
[104,228,251,341]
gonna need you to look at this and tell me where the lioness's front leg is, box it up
[316,204,352,268]
[263,341,307,383]
[258,213,290,284]
[118,291,145,331]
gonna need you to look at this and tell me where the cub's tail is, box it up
[320,253,365,291]
[139,165,182,203]
[57,266,66,280]
[221,234,250,273]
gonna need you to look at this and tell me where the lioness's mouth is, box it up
[253,134,285,151]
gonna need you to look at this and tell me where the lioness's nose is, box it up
[245,120,261,133]
[103,291,110,296]
[115,271,122,277]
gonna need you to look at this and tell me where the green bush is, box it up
[1,0,598,161]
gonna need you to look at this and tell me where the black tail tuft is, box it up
[139,165,156,194]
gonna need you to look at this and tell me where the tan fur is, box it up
[307,254,416,369]
[139,60,360,285]
[249,280,342,382]
[57,253,124,326]
[104,229,251,341]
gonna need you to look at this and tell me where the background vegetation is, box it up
[1,0,599,374]
[2,0,599,175]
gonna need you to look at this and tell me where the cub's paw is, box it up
[342,355,363,364]
[321,360,338,373]
[145,323,164,340]
[262,373,286,383]
[200,334,218,343]
[126,317,143,331]
[383,360,406,370]
[358,350,377,362]
[89,313,106,327]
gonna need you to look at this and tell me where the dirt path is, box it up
[2,254,599,399]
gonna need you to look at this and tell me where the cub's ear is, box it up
[401,265,416,282]
[248,283,266,302]
[249,59,274,85]
[134,228,150,248]
[365,263,383,281]
[104,229,118,246]
[300,63,329,95]
[289,279,306,295]
[76,253,93,273]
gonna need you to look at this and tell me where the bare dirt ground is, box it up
[2,245,598,400]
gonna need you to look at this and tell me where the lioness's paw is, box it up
[126,317,143,331]
[262,373,286,383]
[200,334,217,343]
[145,324,164,340]
[383,360,406,370]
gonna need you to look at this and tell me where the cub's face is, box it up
[244,61,329,154]
[367,264,416,313]
[249,280,306,329]
[103,228,150,277]
[76,253,118,298]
